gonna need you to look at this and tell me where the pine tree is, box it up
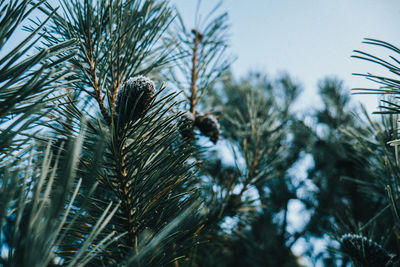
[1,0,206,265]
[32,0,207,265]
[330,38,400,266]
[6,1,399,266]
[0,1,118,266]
[297,77,396,265]
[163,1,233,143]
[184,71,309,266]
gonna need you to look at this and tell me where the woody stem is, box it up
[190,32,200,116]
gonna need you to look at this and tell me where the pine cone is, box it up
[115,76,155,126]
[195,114,220,143]
[340,234,391,267]
[178,112,195,139]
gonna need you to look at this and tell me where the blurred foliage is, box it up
[2,1,400,267]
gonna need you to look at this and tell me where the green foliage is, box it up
[2,132,121,267]
[225,212,301,267]
[0,1,121,266]
[0,0,75,155]
[34,0,178,124]
[352,38,400,115]
[29,0,205,265]
[163,1,234,115]
[329,39,400,265]
[3,1,400,266]
[335,109,400,266]
[187,72,307,267]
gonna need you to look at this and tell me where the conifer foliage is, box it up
[0,1,119,266]
[2,0,400,266]
[32,0,203,265]
[1,0,201,266]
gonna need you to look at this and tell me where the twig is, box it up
[239,133,261,197]
[190,30,201,116]
[85,36,111,125]
[89,58,111,125]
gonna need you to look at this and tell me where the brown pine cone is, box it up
[195,114,220,143]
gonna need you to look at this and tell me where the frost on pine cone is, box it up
[340,234,391,267]
[178,112,195,139]
[115,76,155,126]
[195,114,220,143]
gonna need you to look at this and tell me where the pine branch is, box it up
[189,30,201,115]
[164,3,234,113]
[352,39,400,114]
[88,54,112,125]
[0,0,76,154]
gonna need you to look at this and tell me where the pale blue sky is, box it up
[172,0,400,112]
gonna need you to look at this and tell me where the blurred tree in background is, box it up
[1,1,399,267]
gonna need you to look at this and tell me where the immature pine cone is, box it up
[115,76,155,126]
[195,114,220,143]
[178,112,195,139]
[340,234,391,267]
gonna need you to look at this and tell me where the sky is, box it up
[171,0,400,113]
